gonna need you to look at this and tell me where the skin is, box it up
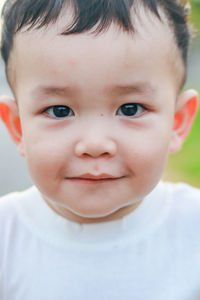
[0,9,198,223]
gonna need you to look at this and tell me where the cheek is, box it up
[23,131,70,183]
[123,139,170,199]
[123,127,172,174]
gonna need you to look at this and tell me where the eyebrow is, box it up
[31,86,73,98]
[107,82,157,96]
[31,81,156,99]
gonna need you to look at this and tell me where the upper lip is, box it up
[68,173,122,180]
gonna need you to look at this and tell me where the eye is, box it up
[116,103,146,117]
[44,105,74,118]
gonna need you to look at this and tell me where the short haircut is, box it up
[1,0,191,70]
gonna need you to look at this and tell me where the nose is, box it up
[74,129,117,158]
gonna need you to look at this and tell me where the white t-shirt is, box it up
[0,181,200,300]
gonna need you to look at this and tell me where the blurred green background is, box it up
[164,0,200,187]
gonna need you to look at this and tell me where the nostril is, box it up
[101,152,112,158]
[74,139,117,158]
[81,152,110,159]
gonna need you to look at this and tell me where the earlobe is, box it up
[0,96,25,157]
[169,89,199,153]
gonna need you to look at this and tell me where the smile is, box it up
[66,173,125,184]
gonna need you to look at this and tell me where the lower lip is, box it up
[67,178,122,184]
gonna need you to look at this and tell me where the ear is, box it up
[169,89,199,154]
[0,96,25,157]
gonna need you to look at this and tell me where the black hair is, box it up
[1,0,191,68]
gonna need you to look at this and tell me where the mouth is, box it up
[66,173,125,184]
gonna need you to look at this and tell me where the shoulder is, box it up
[0,190,25,268]
[163,181,200,209]
[154,181,200,215]
[167,181,200,197]
[0,187,36,232]
[0,187,37,277]
[0,188,30,215]
[0,187,36,248]
[161,181,200,234]
[0,190,21,220]
[0,186,36,207]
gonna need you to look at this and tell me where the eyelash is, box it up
[116,103,146,117]
[43,106,74,118]
[43,103,147,119]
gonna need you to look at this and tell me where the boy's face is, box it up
[9,11,184,223]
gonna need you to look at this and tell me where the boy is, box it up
[0,0,200,299]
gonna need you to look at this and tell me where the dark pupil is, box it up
[53,106,70,117]
[121,104,137,116]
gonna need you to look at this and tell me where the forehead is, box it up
[9,7,184,98]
